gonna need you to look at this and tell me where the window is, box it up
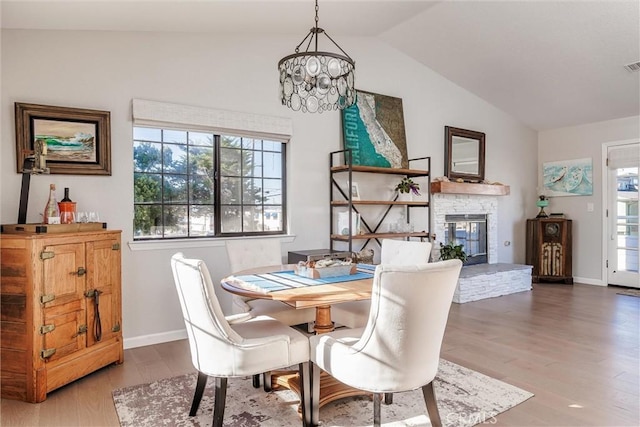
[133,127,286,240]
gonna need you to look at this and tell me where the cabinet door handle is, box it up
[73,267,86,276]
[40,348,56,359]
[72,324,88,338]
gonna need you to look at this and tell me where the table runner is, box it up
[231,264,376,294]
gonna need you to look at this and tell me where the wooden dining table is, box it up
[220,263,376,408]
[220,263,374,334]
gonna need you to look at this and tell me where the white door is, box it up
[606,143,639,287]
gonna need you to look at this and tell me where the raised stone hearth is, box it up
[454,263,533,303]
[431,185,532,303]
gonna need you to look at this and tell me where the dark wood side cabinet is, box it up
[526,218,573,284]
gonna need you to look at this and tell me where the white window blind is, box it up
[132,99,293,142]
[608,143,640,169]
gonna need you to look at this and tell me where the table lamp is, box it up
[536,195,549,218]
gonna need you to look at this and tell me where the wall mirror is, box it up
[445,126,486,182]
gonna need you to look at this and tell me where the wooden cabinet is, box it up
[329,150,432,253]
[1,230,123,402]
[526,218,573,284]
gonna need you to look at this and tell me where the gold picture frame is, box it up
[15,103,111,175]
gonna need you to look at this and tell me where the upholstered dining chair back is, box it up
[331,239,433,329]
[225,238,281,311]
[309,259,462,426]
[226,238,282,273]
[170,253,312,426]
[380,239,432,264]
[352,260,460,390]
[225,238,316,328]
[171,252,248,375]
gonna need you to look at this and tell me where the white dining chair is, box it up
[331,239,433,329]
[226,239,316,389]
[225,239,316,326]
[308,260,462,427]
[170,253,312,427]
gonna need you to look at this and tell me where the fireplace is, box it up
[444,214,488,265]
[431,192,498,264]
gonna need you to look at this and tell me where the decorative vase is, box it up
[396,191,413,202]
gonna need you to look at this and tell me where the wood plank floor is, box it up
[2,283,638,426]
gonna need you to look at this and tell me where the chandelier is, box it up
[278,0,355,113]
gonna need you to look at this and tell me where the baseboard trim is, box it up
[574,276,605,286]
[124,329,186,350]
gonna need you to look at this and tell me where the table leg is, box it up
[313,305,335,334]
[287,371,372,410]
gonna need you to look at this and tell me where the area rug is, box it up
[112,359,533,427]
[616,288,640,297]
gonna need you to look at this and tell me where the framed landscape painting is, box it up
[15,103,111,175]
[341,90,408,169]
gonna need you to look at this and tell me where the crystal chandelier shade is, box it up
[278,1,355,113]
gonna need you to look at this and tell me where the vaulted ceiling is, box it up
[2,0,639,131]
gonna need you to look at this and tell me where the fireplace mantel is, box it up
[431,181,510,196]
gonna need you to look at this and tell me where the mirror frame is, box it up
[445,126,486,182]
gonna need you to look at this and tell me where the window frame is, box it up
[133,126,287,241]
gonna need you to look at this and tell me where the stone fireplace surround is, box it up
[432,193,498,263]
[431,187,532,303]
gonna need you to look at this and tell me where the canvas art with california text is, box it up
[341,90,409,168]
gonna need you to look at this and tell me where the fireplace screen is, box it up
[444,214,488,265]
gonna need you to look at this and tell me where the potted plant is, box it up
[395,177,420,195]
[439,241,468,263]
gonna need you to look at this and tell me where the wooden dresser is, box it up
[526,218,573,284]
[1,230,123,402]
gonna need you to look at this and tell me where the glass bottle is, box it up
[43,184,60,224]
[61,187,72,202]
[58,187,77,224]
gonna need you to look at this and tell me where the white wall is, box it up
[1,29,538,347]
[538,116,640,285]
